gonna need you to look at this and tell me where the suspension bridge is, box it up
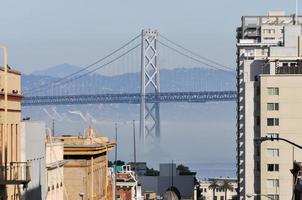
[22,29,236,141]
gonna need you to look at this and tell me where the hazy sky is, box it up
[0,0,296,73]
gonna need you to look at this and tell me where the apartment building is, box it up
[0,64,31,199]
[237,11,302,199]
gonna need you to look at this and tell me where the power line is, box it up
[23,34,141,95]
[30,43,141,94]
[159,33,234,71]
[158,40,233,73]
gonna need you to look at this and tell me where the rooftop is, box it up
[52,127,114,156]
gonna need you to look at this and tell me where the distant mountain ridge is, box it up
[31,63,85,78]
[23,63,235,95]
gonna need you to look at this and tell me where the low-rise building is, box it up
[45,138,65,200]
[138,163,196,200]
[199,178,237,200]
[54,127,114,200]
[20,121,46,200]
[115,165,143,200]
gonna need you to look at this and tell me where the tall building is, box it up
[237,11,302,199]
[0,63,31,199]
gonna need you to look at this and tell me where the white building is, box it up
[20,121,65,200]
[20,121,46,200]
[45,139,65,200]
[199,178,237,200]
[237,11,302,199]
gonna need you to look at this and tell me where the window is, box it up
[267,179,279,188]
[204,188,207,192]
[268,87,279,95]
[267,164,279,171]
[267,194,279,200]
[266,148,279,157]
[220,196,224,200]
[267,103,279,111]
[267,118,279,126]
[282,62,289,67]
[200,188,203,192]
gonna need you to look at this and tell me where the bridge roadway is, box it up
[22,91,237,106]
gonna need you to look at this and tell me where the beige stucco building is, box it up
[0,65,30,199]
[54,128,114,200]
[237,11,302,199]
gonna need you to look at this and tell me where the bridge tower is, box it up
[140,29,161,142]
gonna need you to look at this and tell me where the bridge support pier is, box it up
[140,29,161,143]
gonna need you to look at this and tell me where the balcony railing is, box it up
[0,162,31,185]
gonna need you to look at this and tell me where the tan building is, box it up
[46,138,65,200]
[54,127,114,200]
[0,64,30,199]
[237,11,302,199]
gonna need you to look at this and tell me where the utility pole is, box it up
[133,120,137,172]
[114,123,118,200]
[0,45,8,169]
[52,119,55,137]
[115,123,118,164]
[133,120,137,199]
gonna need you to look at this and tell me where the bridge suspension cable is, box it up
[50,43,141,89]
[159,33,234,72]
[158,40,233,73]
[23,34,141,95]
[26,42,141,96]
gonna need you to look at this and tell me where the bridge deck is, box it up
[22,91,237,106]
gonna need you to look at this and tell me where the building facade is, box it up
[45,139,65,200]
[20,121,46,200]
[237,11,302,199]
[54,127,114,200]
[138,163,196,200]
[199,178,237,200]
[0,65,30,199]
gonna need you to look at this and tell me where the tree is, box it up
[177,164,191,173]
[177,164,196,175]
[219,180,234,200]
[208,180,219,200]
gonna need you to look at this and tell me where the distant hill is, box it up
[22,63,235,95]
[31,63,84,78]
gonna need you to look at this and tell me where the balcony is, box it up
[0,162,31,185]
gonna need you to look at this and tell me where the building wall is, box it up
[0,68,22,199]
[64,154,107,200]
[46,141,64,200]
[20,121,46,200]
[199,180,237,200]
[259,75,302,199]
